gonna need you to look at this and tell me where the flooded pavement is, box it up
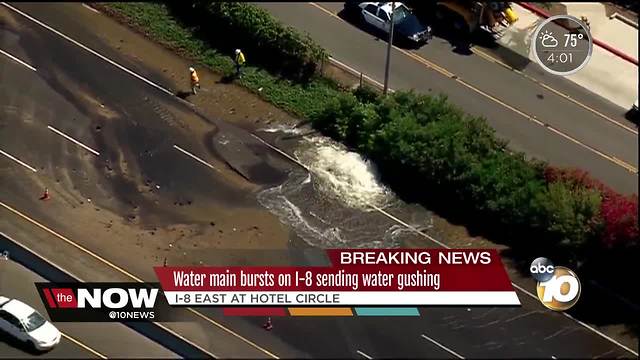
[255,124,436,250]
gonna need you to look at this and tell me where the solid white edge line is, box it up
[0,231,219,359]
[421,334,465,359]
[81,3,100,14]
[0,149,38,172]
[0,2,174,97]
[4,2,633,355]
[47,125,100,156]
[0,48,37,71]
[356,350,373,359]
[173,144,219,172]
[328,56,393,92]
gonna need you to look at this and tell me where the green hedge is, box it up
[166,1,327,81]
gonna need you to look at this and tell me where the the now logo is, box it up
[78,288,159,309]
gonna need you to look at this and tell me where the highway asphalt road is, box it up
[0,2,637,359]
[256,2,639,195]
[0,257,178,359]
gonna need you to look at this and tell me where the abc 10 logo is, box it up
[530,257,581,311]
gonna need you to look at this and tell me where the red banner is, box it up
[154,249,514,292]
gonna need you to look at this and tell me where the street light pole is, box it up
[383,1,395,95]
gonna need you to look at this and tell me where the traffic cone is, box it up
[262,317,273,331]
[40,188,50,201]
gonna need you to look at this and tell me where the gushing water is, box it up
[295,137,393,210]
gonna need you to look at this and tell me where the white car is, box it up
[0,296,61,351]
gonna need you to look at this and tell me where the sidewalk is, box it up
[497,2,638,110]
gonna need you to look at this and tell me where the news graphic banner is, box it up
[155,249,521,308]
[34,249,520,321]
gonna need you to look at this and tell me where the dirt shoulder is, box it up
[79,2,639,352]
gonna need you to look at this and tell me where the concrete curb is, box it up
[609,12,639,29]
[517,2,639,66]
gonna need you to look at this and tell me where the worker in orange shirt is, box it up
[189,67,200,95]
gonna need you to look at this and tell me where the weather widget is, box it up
[532,15,593,76]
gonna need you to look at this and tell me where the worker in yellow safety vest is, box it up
[234,49,246,78]
[189,67,200,95]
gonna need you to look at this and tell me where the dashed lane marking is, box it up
[173,144,220,172]
[47,125,100,156]
[421,334,465,359]
[0,48,37,71]
[307,2,638,175]
[1,2,173,97]
[81,3,100,14]
[0,149,38,172]
[357,350,373,359]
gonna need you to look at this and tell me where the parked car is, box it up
[344,2,432,45]
[0,296,61,351]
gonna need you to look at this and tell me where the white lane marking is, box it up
[47,125,100,156]
[173,144,219,172]
[369,204,450,248]
[6,2,632,355]
[1,2,173,97]
[0,230,219,359]
[81,3,100,14]
[329,56,393,92]
[421,334,465,359]
[250,134,308,170]
[0,149,38,172]
[356,350,373,359]
[0,48,36,71]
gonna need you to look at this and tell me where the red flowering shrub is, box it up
[544,166,638,249]
[600,193,639,248]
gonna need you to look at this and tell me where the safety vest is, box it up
[235,51,246,65]
[191,71,199,83]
